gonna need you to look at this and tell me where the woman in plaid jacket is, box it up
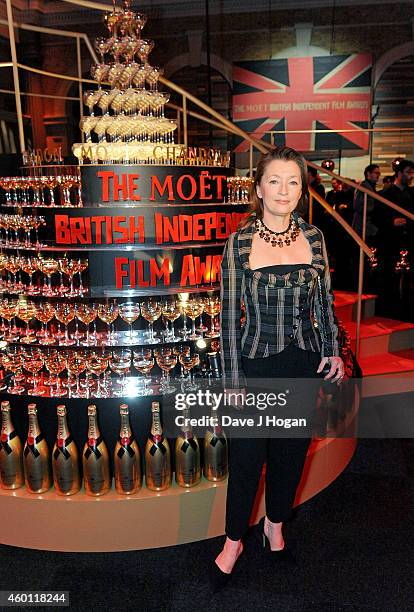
[211,146,344,591]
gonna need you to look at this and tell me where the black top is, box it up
[254,263,309,274]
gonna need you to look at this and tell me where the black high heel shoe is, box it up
[259,517,297,566]
[209,545,243,593]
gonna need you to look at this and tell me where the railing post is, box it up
[309,194,313,225]
[5,0,25,153]
[76,36,84,144]
[355,192,367,360]
[182,95,188,148]
[176,109,181,144]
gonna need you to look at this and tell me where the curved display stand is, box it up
[0,1,359,553]
[0,436,356,552]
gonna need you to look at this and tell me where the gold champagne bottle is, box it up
[52,405,81,496]
[145,401,171,491]
[82,405,111,496]
[23,403,51,493]
[203,408,228,482]
[0,401,24,490]
[175,405,201,488]
[114,403,142,495]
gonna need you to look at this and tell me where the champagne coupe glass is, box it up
[46,176,58,206]
[59,258,80,297]
[204,295,221,338]
[118,301,140,343]
[177,293,190,339]
[57,175,75,207]
[89,303,100,344]
[183,297,204,340]
[0,299,19,340]
[0,254,7,291]
[161,299,182,342]
[36,302,56,345]
[141,299,161,344]
[77,258,88,296]
[75,303,96,346]
[67,352,87,398]
[45,350,67,397]
[5,254,21,293]
[109,349,131,397]
[21,256,39,295]
[57,256,69,296]
[179,352,200,391]
[54,302,76,346]
[0,298,8,335]
[97,302,119,342]
[24,350,45,396]
[2,350,25,394]
[17,300,37,343]
[31,215,46,247]
[172,344,191,379]
[86,352,110,398]
[155,347,177,394]
[14,254,26,293]
[94,36,109,63]
[196,295,208,334]
[38,257,59,296]
[0,215,8,245]
[133,348,154,395]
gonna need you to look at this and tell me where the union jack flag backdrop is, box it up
[232,54,372,153]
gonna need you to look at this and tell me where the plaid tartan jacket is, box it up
[219,211,340,389]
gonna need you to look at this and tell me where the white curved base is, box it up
[0,437,356,552]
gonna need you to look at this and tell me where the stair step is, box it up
[334,291,376,323]
[359,349,414,397]
[343,317,414,357]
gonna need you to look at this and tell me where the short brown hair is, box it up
[239,146,309,229]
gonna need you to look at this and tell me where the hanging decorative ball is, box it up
[321,159,335,172]
[392,157,404,173]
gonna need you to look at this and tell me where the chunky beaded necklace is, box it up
[254,216,300,247]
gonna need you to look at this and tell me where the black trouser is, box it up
[225,344,321,541]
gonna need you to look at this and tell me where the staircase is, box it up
[335,291,414,398]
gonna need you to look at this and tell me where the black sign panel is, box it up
[51,204,247,249]
[81,164,233,206]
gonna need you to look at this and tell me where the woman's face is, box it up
[256,159,302,217]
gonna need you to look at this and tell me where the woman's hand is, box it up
[224,388,247,410]
[317,356,345,383]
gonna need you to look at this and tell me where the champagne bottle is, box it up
[23,403,51,493]
[175,404,201,488]
[0,401,24,490]
[203,408,228,482]
[52,405,81,496]
[82,405,111,496]
[145,401,171,491]
[114,403,141,495]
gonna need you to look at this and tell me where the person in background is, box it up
[375,159,414,318]
[326,178,343,208]
[381,175,395,191]
[352,164,381,239]
[339,179,355,223]
[307,166,325,199]
[307,166,326,229]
